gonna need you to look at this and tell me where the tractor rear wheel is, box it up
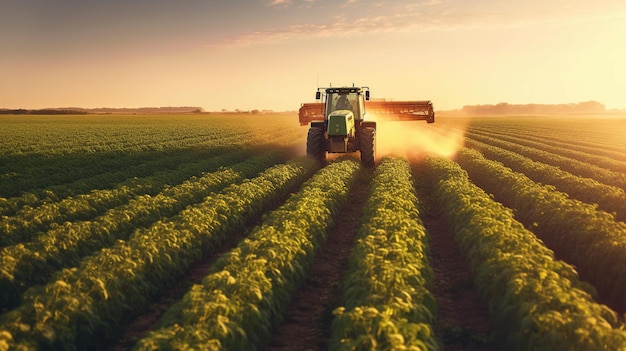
[306,127,326,164]
[359,127,375,168]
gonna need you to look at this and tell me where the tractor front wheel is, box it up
[359,127,375,168]
[306,127,326,164]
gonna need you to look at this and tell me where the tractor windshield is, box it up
[327,92,359,115]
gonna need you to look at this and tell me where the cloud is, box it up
[269,0,292,7]
[212,20,391,48]
[212,1,626,48]
[211,5,432,48]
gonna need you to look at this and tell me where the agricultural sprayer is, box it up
[299,85,434,167]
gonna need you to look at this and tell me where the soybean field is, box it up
[1,113,625,351]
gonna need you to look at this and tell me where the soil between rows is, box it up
[413,160,499,350]
[110,160,498,350]
[108,170,302,350]
[421,207,498,350]
[264,161,498,350]
[108,228,246,351]
[263,172,372,350]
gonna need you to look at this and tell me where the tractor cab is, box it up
[317,87,369,121]
[306,86,376,167]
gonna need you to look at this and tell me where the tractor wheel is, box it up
[306,127,326,164]
[359,127,375,168]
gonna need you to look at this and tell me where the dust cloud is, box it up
[369,115,467,161]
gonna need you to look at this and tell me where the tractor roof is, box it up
[321,86,368,94]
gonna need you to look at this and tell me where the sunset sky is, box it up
[1,0,625,111]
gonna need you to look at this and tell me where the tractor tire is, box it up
[306,127,326,164]
[359,127,375,168]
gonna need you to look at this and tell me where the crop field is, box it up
[1,113,626,350]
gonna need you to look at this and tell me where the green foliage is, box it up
[133,157,360,351]
[465,137,626,222]
[456,147,626,312]
[0,153,283,310]
[0,157,317,350]
[465,130,626,190]
[422,155,626,350]
[0,150,253,247]
[331,157,440,351]
[0,113,304,208]
[2,115,626,350]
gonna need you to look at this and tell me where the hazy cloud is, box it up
[269,0,292,7]
[213,5,432,47]
[212,1,626,48]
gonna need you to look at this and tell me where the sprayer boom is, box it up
[366,100,434,123]
[299,99,434,126]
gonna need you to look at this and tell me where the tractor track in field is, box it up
[423,208,499,350]
[263,171,371,351]
[413,159,499,351]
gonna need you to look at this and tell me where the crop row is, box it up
[421,155,626,350]
[0,146,245,216]
[0,114,303,160]
[468,126,626,163]
[465,131,626,190]
[0,113,305,203]
[464,138,626,222]
[465,118,626,154]
[466,127,626,175]
[0,150,254,247]
[0,115,244,157]
[133,157,360,350]
[468,127,626,172]
[330,157,438,350]
[455,148,626,313]
[0,153,286,311]
[0,157,318,350]
[1,149,197,200]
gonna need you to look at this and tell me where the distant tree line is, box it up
[0,109,88,115]
[86,106,204,114]
[461,101,606,115]
[0,107,204,115]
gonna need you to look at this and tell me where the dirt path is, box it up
[423,210,499,350]
[263,173,371,351]
[412,160,499,350]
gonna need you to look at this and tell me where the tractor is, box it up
[300,85,434,167]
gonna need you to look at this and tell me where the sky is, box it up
[1,0,625,111]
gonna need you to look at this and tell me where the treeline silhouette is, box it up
[461,101,605,115]
[0,106,204,115]
[0,109,87,115]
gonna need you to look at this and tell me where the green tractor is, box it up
[304,86,377,167]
